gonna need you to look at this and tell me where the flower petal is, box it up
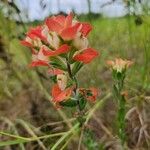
[27,26,47,42]
[73,48,99,63]
[31,48,37,55]
[20,40,33,48]
[45,18,63,33]
[29,60,48,67]
[55,15,66,26]
[80,23,92,37]
[38,47,49,61]
[48,69,64,75]
[60,23,80,41]
[52,84,72,102]
[43,44,70,56]
[52,84,62,99]
[87,88,99,102]
[64,12,73,28]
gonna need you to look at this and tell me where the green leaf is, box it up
[116,72,123,80]
[50,76,57,83]
[113,85,118,94]
[59,53,68,58]
[0,139,28,147]
[50,57,67,71]
[113,84,119,100]
[86,90,93,96]
[79,96,87,111]
[72,62,83,76]
[112,69,117,79]
[59,100,77,107]
[68,49,76,64]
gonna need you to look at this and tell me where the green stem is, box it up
[114,74,126,147]
[66,59,73,80]
[51,123,79,150]
[66,58,83,126]
[118,95,126,146]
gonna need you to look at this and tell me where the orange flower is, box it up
[107,58,133,72]
[79,88,99,102]
[51,84,73,103]
[46,13,78,41]
[45,13,92,41]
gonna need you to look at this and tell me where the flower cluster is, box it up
[21,13,99,108]
[107,58,133,73]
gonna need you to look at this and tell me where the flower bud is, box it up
[107,58,133,73]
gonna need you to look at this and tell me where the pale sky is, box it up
[15,0,128,21]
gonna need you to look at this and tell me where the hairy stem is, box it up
[114,74,126,147]
[118,94,126,146]
[66,58,83,126]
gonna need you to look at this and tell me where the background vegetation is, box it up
[0,0,150,149]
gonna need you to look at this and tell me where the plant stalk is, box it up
[66,58,84,126]
[114,72,126,147]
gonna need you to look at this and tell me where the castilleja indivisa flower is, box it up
[21,12,99,107]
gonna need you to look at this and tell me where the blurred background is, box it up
[0,0,150,149]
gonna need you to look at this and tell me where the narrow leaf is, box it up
[72,62,83,76]
[60,100,77,107]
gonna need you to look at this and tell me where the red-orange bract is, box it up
[48,68,64,75]
[51,84,73,103]
[79,88,99,102]
[73,48,99,64]
[42,44,70,57]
